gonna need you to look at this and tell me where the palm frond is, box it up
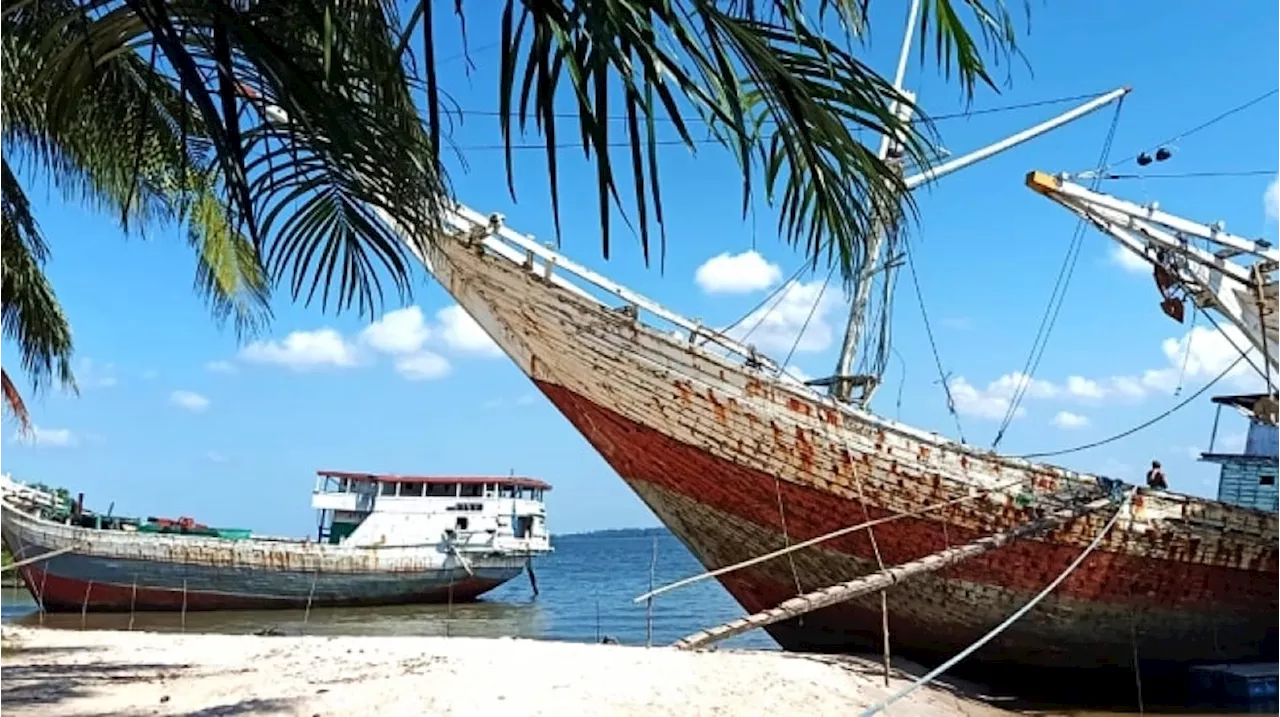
[1,159,77,398]
[486,0,1022,280]
[1,368,32,433]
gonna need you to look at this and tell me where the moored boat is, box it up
[0,470,552,612]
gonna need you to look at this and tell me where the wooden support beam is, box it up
[672,495,1117,650]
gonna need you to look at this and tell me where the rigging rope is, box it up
[857,487,1136,717]
[781,264,838,371]
[992,99,1125,448]
[903,235,967,443]
[1105,88,1279,170]
[1016,353,1245,460]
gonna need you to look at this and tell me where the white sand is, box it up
[2,625,1012,716]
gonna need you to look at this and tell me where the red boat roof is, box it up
[316,470,552,491]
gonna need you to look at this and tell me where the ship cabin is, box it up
[310,470,552,554]
[1200,393,1279,513]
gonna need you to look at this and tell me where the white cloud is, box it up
[170,390,210,412]
[141,369,159,380]
[206,450,229,463]
[394,351,451,381]
[76,359,118,389]
[1065,375,1106,400]
[1265,177,1279,222]
[361,306,431,355]
[1052,411,1090,429]
[695,250,783,294]
[730,280,839,354]
[949,376,1025,421]
[1109,245,1150,274]
[205,360,237,374]
[14,425,78,448]
[436,305,502,357]
[514,394,537,406]
[241,328,358,370]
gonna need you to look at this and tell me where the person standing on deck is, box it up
[1146,461,1168,490]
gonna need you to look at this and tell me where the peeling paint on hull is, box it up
[417,225,1278,673]
[1,505,523,613]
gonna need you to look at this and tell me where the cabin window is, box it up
[456,517,469,531]
[425,483,456,497]
[498,485,516,498]
[1261,475,1276,486]
[380,482,397,496]
[459,483,482,498]
[400,482,425,497]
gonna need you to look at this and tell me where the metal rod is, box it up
[904,88,1131,190]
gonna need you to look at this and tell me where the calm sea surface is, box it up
[1,530,1262,716]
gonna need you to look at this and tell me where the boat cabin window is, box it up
[456,517,469,530]
[380,481,397,497]
[1261,474,1276,486]
[428,483,458,497]
[498,484,516,498]
[459,483,482,498]
[400,482,425,498]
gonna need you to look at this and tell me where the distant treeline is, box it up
[553,526,671,540]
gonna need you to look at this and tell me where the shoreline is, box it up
[2,625,1015,716]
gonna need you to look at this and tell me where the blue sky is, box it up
[4,1,1278,535]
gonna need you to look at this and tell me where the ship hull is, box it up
[1,504,525,612]
[417,217,1278,676]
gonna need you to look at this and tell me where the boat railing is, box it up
[437,203,789,378]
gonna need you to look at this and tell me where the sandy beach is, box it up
[2,625,1015,716]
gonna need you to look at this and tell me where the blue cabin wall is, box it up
[1210,417,1279,513]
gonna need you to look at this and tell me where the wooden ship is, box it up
[243,5,1276,683]
[0,471,551,611]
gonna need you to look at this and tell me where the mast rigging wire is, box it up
[903,234,966,443]
[992,99,1125,448]
[1103,88,1278,171]
[1016,353,1246,460]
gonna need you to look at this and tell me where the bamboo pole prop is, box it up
[37,568,48,625]
[304,571,319,625]
[857,489,1135,717]
[635,477,1031,604]
[81,580,93,629]
[646,536,658,648]
[181,579,188,633]
[128,578,137,631]
[673,494,1118,651]
[0,545,76,573]
[851,470,891,687]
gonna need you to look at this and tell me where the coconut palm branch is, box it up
[8,0,1022,320]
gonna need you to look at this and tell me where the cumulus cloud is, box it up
[206,450,229,463]
[205,360,237,374]
[729,280,839,354]
[241,328,358,370]
[435,305,502,357]
[1052,411,1090,429]
[393,351,451,381]
[1265,177,1279,222]
[695,250,783,294]
[1109,245,1150,274]
[76,359,118,389]
[170,390,210,412]
[360,306,431,355]
[13,425,78,447]
[962,325,1266,414]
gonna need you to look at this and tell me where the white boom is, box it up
[1026,170,1279,385]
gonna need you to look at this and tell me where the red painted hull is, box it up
[420,209,1278,682]
[536,379,1278,672]
[21,567,505,613]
